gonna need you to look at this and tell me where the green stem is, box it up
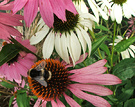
[111,21,116,68]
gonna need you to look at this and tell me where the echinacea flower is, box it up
[110,36,135,59]
[103,0,135,23]
[12,0,77,27]
[0,38,37,83]
[0,0,23,40]
[30,5,96,66]
[28,54,121,107]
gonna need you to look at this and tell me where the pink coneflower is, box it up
[0,38,37,83]
[28,54,121,107]
[0,0,23,40]
[12,0,77,27]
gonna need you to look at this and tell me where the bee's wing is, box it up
[34,76,47,87]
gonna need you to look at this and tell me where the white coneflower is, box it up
[30,5,97,66]
[98,0,135,23]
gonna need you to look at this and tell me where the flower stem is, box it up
[111,21,116,68]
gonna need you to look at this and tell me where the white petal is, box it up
[79,26,92,56]
[70,31,81,62]
[87,0,99,23]
[129,45,135,52]
[37,18,46,31]
[121,49,130,59]
[79,20,93,31]
[128,48,134,58]
[123,3,131,19]
[30,26,50,45]
[114,4,122,24]
[60,33,70,63]
[55,33,63,58]
[79,13,97,22]
[42,31,55,58]
[110,5,115,21]
[97,7,108,20]
[75,28,87,56]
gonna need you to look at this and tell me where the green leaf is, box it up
[115,36,135,52]
[16,90,29,107]
[113,58,135,80]
[124,99,135,107]
[95,24,110,31]
[100,44,111,56]
[9,96,14,107]
[0,44,20,66]
[117,87,134,102]
[0,81,14,88]
[91,35,107,55]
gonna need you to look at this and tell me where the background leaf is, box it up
[115,36,135,52]
[0,81,14,88]
[0,44,20,66]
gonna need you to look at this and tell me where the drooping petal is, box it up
[42,31,55,58]
[79,26,92,56]
[114,4,122,24]
[0,1,14,10]
[69,84,113,96]
[51,100,58,107]
[121,49,130,59]
[0,13,23,26]
[63,0,78,15]
[39,0,54,28]
[24,0,38,27]
[30,29,49,45]
[49,0,66,21]
[63,93,81,107]
[70,74,122,85]
[69,67,107,76]
[56,98,65,107]
[34,99,41,107]
[69,87,111,107]
[12,0,28,14]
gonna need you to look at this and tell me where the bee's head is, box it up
[30,69,40,78]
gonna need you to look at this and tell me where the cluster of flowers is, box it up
[0,0,135,107]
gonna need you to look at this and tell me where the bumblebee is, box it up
[28,60,52,87]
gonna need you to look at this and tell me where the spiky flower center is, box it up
[53,10,79,33]
[112,0,127,5]
[28,59,70,100]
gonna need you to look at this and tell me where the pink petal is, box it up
[69,84,113,96]
[21,79,26,87]
[25,53,37,61]
[51,100,58,107]
[18,57,34,69]
[10,63,21,83]
[0,13,23,26]
[49,0,66,21]
[0,63,7,75]
[56,98,65,107]
[12,0,28,14]
[40,100,47,107]
[70,74,122,85]
[4,65,13,81]
[0,1,14,10]
[24,0,38,27]
[39,0,54,28]
[0,23,22,37]
[69,67,107,75]
[0,24,10,39]
[34,99,41,107]
[63,93,81,107]
[15,63,28,77]
[69,87,111,107]
[63,0,78,15]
